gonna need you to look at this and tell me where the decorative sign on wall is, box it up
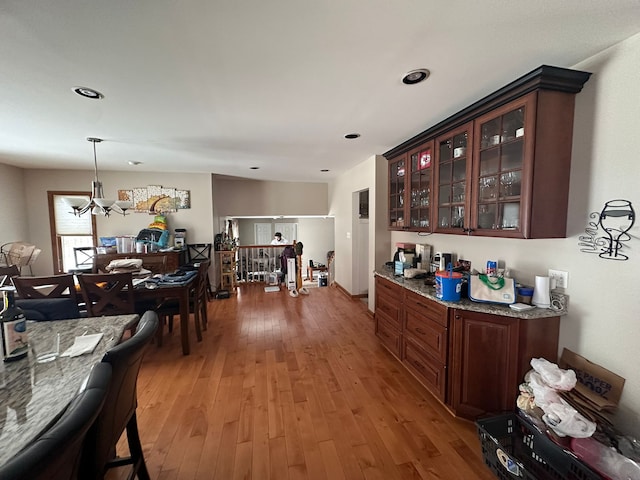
[117,185,190,214]
[578,199,635,260]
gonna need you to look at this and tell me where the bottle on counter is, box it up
[486,261,497,276]
[1,290,28,362]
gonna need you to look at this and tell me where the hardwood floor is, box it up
[108,283,496,480]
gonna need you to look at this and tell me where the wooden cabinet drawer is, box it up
[375,278,402,327]
[404,309,447,364]
[376,276,402,298]
[375,315,401,359]
[404,289,448,327]
[402,336,446,401]
[376,291,401,328]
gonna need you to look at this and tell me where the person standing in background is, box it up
[271,232,288,245]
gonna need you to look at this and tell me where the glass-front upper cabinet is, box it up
[408,142,433,231]
[472,96,532,235]
[388,154,408,229]
[434,123,473,232]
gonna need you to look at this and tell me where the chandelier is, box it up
[65,137,132,217]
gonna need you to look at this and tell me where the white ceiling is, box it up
[2,1,640,183]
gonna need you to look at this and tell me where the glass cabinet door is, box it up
[474,101,527,233]
[435,124,472,231]
[389,155,407,229]
[409,142,433,231]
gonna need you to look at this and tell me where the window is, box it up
[47,192,97,273]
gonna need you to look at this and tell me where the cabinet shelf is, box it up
[385,65,591,239]
[217,250,237,292]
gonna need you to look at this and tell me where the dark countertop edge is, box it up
[374,270,567,319]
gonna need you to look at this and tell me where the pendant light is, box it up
[64,137,132,217]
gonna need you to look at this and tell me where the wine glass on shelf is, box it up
[501,172,515,197]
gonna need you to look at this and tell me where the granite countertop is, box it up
[375,269,567,319]
[0,314,139,466]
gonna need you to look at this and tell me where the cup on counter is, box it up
[32,333,60,363]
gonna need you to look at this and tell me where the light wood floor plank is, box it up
[107,283,496,480]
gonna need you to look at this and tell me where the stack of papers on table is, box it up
[61,333,104,357]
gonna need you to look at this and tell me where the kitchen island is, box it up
[374,269,566,420]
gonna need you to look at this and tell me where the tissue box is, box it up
[394,261,411,276]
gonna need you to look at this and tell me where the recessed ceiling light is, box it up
[320,169,330,172]
[402,68,430,85]
[73,86,104,99]
[250,166,260,170]
[344,133,360,139]
[128,161,142,166]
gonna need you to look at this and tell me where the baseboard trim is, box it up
[333,282,369,302]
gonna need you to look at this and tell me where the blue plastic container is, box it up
[435,270,463,301]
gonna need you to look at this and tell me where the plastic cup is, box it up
[33,333,60,363]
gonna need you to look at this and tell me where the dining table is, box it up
[0,314,139,466]
[132,270,199,355]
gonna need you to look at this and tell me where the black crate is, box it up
[476,412,603,480]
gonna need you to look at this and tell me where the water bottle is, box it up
[1,290,28,362]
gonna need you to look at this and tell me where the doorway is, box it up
[352,189,369,297]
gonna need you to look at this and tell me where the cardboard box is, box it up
[559,348,625,408]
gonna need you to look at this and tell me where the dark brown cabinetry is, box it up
[402,290,448,401]
[374,276,403,358]
[94,250,185,273]
[388,142,434,231]
[449,308,560,419]
[374,276,449,401]
[434,123,472,231]
[374,274,563,420]
[386,65,591,238]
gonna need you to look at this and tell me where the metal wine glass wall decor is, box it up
[578,199,635,260]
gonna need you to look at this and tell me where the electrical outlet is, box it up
[548,269,569,289]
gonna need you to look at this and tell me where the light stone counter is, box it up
[375,269,567,319]
[0,314,139,465]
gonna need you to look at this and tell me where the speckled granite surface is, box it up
[0,314,139,465]
[375,269,567,319]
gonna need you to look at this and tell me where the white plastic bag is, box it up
[530,357,576,391]
[542,400,596,438]
[525,370,562,408]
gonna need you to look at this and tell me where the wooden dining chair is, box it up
[12,273,81,307]
[185,243,213,299]
[139,254,168,274]
[0,362,112,480]
[77,272,136,317]
[0,264,20,286]
[155,260,209,347]
[79,311,158,480]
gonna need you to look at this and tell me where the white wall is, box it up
[385,33,640,434]
[213,176,328,217]
[23,169,214,275]
[0,163,28,247]
[329,154,390,310]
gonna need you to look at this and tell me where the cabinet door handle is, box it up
[415,327,426,335]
